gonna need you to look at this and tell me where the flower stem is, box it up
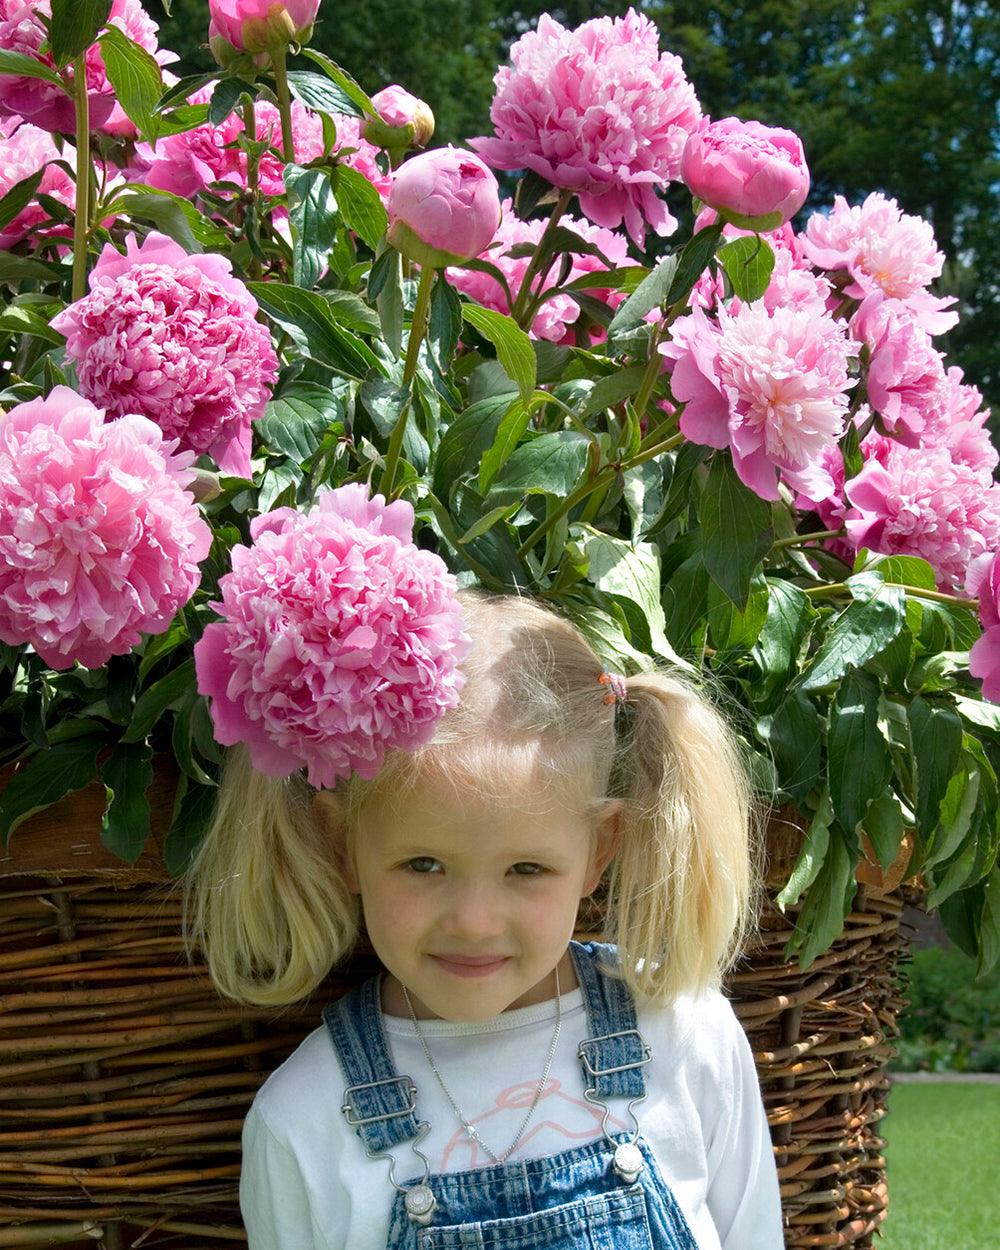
[242,94,260,196]
[510,189,573,327]
[71,57,91,302]
[270,48,296,164]
[803,581,977,609]
[772,529,843,551]
[380,263,436,497]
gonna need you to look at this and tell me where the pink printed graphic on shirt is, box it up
[439,1079,629,1170]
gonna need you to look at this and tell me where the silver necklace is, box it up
[400,963,562,1165]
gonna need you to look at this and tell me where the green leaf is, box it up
[757,692,824,802]
[286,68,361,118]
[979,866,1000,975]
[707,571,769,651]
[0,170,45,235]
[796,581,906,692]
[461,304,536,409]
[752,579,814,687]
[662,546,709,653]
[370,247,404,358]
[247,281,383,380]
[492,431,590,499]
[208,77,247,127]
[666,221,724,305]
[100,740,154,864]
[479,395,532,493]
[110,186,228,251]
[828,669,892,835]
[97,25,163,142]
[581,532,678,664]
[0,306,65,344]
[0,49,66,86]
[121,660,196,743]
[285,165,338,290]
[301,49,374,116]
[428,276,463,376]
[576,367,648,421]
[606,255,675,342]
[0,253,66,282]
[258,385,344,460]
[699,453,773,609]
[0,735,106,842]
[788,824,857,968]
[564,599,658,673]
[864,791,906,869]
[909,695,964,839]
[164,779,216,876]
[50,0,112,67]
[718,235,775,303]
[776,789,833,908]
[431,392,518,498]
[336,165,389,251]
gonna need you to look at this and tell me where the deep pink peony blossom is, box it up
[0,122,75,250]
[51,233,277,478]
[0,0,171,133]
[662,302,858,500]
[681,117,809,231]
[471,8,701,245]
[387,147,501,266]
[194,484,470,787]
[843,442,1000,591]
[208,0,318,54]
[802,192,957,334]
[447,199,630,342]
[0,388,211,669]
[967,553,1000,701]
[850,296,946,443]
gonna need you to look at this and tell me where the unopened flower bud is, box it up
[386,148,501,268]
[207,0,319,56]
[367,85,435,151]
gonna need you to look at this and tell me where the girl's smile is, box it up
[333,763,620,1022]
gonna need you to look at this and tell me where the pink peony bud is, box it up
[207,0,319,56]
[681,117,810,232]
[365,84,435,151]
[386,147,501,268]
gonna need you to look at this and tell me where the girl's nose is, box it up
[439,884,506,940]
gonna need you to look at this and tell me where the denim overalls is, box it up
[322,942,700,1250]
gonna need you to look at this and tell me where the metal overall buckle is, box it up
[342,1077,437,1225]
[578,1029,651,1185]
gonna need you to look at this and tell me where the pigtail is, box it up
[605,673,758,1003]
[184,745,359,1007]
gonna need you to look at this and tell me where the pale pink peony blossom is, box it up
[208,0,318,55]
[51,232,277,478]
[387,147,501,266]
[471,8,701,244]
[447,199,630,342]
[194,484,470,787]
[843,442,1000,591]
[0,122,75,250]
[850,296,947,443]
[0,388,211,669]
[681,117,809,231]
[368,84,435,149]
[0,0,171,133]
[967,553,1000,701]
[920,368,998,481]
[802,192,957,334]
[662,302,858,500]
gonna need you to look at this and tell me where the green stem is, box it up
[380,263,436,497]
[510,189,573,327]
[242,95,261,196]
[631,321,667,422]
[803,581,977,609]
[270,48,296,164]
[71,57,91,303]
[772,529,844,551]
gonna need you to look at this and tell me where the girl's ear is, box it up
[312,791,359,893]
[583,801,624,896]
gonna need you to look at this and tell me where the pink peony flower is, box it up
[843,442,1000,591]
[967,553,1000,702]
[471,8,701,245]
[802,192,958,334]
[208,0,318,55]
[51,232,277,478]
[920,368,998,481]
[0,387,211,669]
[367,84,435,149]
[387,147,501,267]
[681,117,809,231]
[0,122,75,250]
[0,0,170,134]
[194,484,470,787]
[850,296,946,443]
[662,302,858,500]
[447,199,630,342]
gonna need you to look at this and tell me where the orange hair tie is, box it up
[598,671,628,706]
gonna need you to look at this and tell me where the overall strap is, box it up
[570,941,650,1100]
[322,977,422,1154]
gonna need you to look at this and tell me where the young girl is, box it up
[188,591,783,1249]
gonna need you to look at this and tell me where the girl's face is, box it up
[330,765,619,1022]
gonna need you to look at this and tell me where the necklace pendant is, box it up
[405,1183,437,1225]
[613,1140,644,1185]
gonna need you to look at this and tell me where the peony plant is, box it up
[0,2,998,975]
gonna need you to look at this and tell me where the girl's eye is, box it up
[510,862,546,876]
[406,857,442,874]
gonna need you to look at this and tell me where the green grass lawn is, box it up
[878,1082,1000,1248]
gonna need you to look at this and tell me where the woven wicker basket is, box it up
[0,782,906,1249]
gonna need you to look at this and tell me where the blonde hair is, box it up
[186,591,757,1007]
